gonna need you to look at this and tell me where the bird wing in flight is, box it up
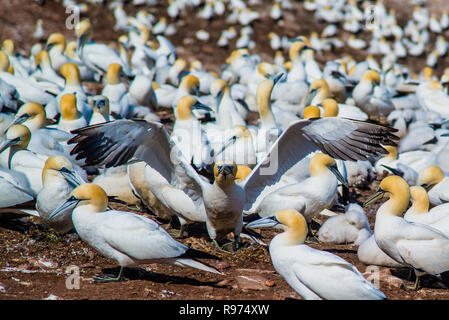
[240,117,398,210]
[69,120,206,205]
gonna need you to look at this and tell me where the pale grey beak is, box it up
[0,137,20,154]
[49,196,79,220]
[4,113,30,133]
[246,216,280,229]
[60,167,86,188]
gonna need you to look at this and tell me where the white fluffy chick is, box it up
[318,203,371,245]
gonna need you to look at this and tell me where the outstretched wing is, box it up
[68,119,206,200]
[240,117,398,210]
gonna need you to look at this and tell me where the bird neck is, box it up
[379,191,410,217]
[409,198,429,215]
[257,93,276,127]
[276,224,307,246]
[26,113,46,131]
[409,190,429,215]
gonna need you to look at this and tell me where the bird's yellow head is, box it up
[310,153,348,186]
[176,95,196,120]
[257,62,275,79]
[42,155,74,185]
[2,39,15,55]
[235,165,252,183]
[210,79,229,98]
[361,70,381,84]
[289,40,307,60]
[180,74,200,95]
[383,146,398,160]
[75,19,92,39]
[106,63,123,85]
[190,59,203,71]
[417,166,445,189]
[13,102,46,131]
[275,209,308,245]
[1,124,31,152]
[225,49,247,64]
[60,93,80,121]
[364,175,410,215]
[137,24,150,43]
[60,63,81,86]
[35,50,51,66]
[309,153,335,176]
[303,106,321,119]
[46,33,66,50]
[70,183,108,212]
[65,41,77,58]
[172,58,187,73]
[321,98,339,117]
[214,161,237,186]
[422,66,434,81]
[409,185,429,215]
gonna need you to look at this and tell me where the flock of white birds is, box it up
[1,0,449,300]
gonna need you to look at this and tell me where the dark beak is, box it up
[272,73,285,85]
[380,164,402,176]
[216,89,225,108]
[215,135,237,158]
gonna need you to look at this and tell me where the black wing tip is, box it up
[181,248,221,261]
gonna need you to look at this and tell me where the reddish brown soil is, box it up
[1,0,449,300]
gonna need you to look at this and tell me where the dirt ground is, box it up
[1,0,449,300]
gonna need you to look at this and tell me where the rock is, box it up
[265,280,276,287]
[235,275,269,291]
[363,266,404,289]
[236,268,275,274]
[215,261,231,270]
[198,286,214,293]
[216,279,233,288]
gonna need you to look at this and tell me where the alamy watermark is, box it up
[65,265,80,289]
[65,5,80,30]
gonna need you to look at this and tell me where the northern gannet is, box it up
[37,155,85,233]
[247,209,386,300]
[58,93,87,132]
[404,185,449,236]
[365,175,449,289]
[49,183,221,282]
[417,166,449,206]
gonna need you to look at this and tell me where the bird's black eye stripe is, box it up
[60,167,70,173]
[68,196,78,202]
